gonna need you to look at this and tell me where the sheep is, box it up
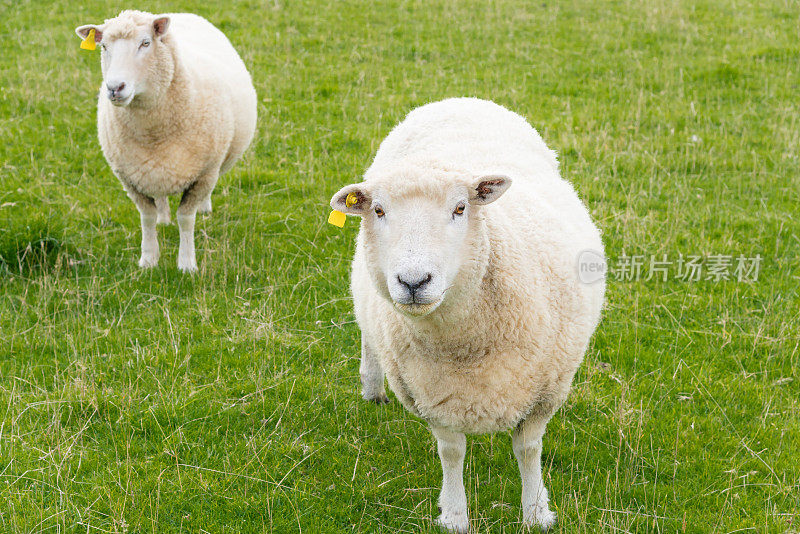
[75,10,257,271]
[330,97,605,532]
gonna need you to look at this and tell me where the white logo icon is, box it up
[577,249,607,284]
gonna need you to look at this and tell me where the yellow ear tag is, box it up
[80,29,97,50]
[328,191,359,228]
[328,209,346,227]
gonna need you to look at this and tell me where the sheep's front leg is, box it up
[176,176,216,272]
[124,185,159,268]
[513,417,556,530]
[155,197,171,225]
[360,338,388,404]
[431,426,469,533]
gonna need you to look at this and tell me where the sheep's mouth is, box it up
[393,300,441,317]
[109,93,134,107]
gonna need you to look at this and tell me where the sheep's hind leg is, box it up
[123,185,159,268]
[360,338,388,404]
[155,197,171,225]
[431,426,469,533]
[513,417,556,530]
[176,176,216,273]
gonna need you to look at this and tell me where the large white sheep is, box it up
[75,10,257,271]
[330,98,605,531]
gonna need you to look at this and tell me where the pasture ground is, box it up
[1,0,798,531]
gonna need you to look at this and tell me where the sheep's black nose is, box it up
[398,273,432,294]
[106,81,125,95]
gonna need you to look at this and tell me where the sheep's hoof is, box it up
[522,504,556,531]
[363,391,390,405]
[138,255,159,268]
[436,511,469,533]
[178,259,198,273]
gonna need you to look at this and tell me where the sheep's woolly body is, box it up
[97,11,256,200]
[352,98,605,434]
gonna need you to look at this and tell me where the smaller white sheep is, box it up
[331,98,605,531]
[76,10,257,271]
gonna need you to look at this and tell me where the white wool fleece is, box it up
[331,97,605,531]
[77,10,257,271]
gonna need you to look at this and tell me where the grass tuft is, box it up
[0,214,75,275]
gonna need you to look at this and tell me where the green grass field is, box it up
[1,0,799,531]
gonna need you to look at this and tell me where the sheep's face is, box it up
[76,13,172,108]
[331,173,511,318]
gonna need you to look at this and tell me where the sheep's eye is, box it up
[140,39,150,48]
[374,206,385,218]
[453,203,466,216]
[100,43,106,50]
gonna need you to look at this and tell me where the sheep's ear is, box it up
[153,16,170,37]
[75,24,103,43]
[469,175,512,205]
[330,183,372,216]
